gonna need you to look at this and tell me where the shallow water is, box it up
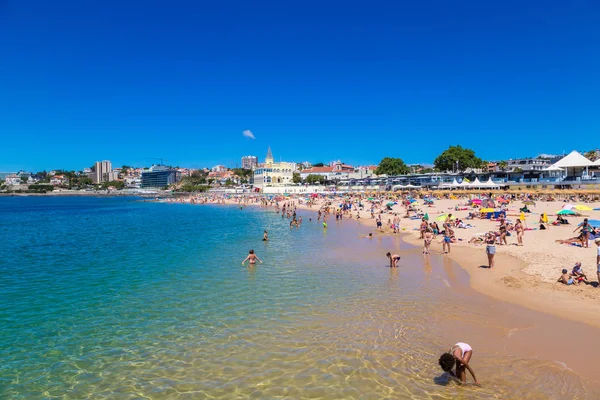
[0,197,598,399]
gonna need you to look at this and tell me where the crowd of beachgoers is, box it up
[159,190,600,290]
[157,190,600,384]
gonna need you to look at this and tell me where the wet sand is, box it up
[329,216,600,396]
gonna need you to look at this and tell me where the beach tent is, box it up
[450,178,460,188]
[471,177,482,187]
[480,178,500,189]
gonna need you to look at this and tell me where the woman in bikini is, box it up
[515,219,524,246]
[423,227,433,255]
[439,342,479,384]
[485,232,496,268]
[242,250,263,266]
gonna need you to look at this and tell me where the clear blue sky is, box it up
[1,0,598,172]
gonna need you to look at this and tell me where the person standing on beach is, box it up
[386,252,401,268]
[423,228,433,255]
[574,218,592,248]
[596,239,600,285]
[242,250,263,266]
[515,219,524,246]
[442,227,452,254]
[485,232,496,268]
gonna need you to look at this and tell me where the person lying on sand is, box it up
[555,233,586,247]
[557,269,575,285]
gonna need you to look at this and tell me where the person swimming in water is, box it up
[438,342,479,385]
[386,252,401,268]
[263,230,268,241]
[242,250,262,266]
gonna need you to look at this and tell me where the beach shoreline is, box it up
[193,193,600,330]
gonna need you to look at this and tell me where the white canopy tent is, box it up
[548,151,594,179]
[471,177,482,187]
[480,178,500,189]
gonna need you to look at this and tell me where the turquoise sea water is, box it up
[1,197,598,399]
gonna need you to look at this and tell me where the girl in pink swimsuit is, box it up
[438,342,479,384]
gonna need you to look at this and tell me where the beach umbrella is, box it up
[436,214,454,222]
[367,197,374,201]
[424,213,429,221]
[557,209,577,215]
[562,204,575,210]
[410,199,417,203]
[386,202,396,207]
[480,208,495,213]
[471,199,482,204]
[574,205,592,211]
[586,219,600,228]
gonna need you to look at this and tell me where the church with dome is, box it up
[252,147,297,191]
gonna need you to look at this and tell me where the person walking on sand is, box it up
[515,219,524,246]
[485,232,496,268]
[386,252,401,268]
[242,250,263,266]
[423,228,433,255]
[438,342,479,385]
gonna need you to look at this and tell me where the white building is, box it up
[4,174,22,185]
[252,147,296,191]
[241,156,258,170]
[211,165,227,173]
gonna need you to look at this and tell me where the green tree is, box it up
[225,178,232,186]
[433,145,484,172]
[292,172,301,183]
[20,176,28,183]
[498,160,508,171]
[375,157,410,176]
[100,181,125,190]
[306,174,325,185]
[584,150,599,161]
[313,162,324,167]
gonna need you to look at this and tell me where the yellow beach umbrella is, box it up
[480,208,495,213]
[574,205,592,211]
[436,214,455,222]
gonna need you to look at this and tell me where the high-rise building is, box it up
[90,160,117,184]
[241,156,258,170]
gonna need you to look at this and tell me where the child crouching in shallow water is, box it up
[439,342,479,385]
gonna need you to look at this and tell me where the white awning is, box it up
[550,151,594,168]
